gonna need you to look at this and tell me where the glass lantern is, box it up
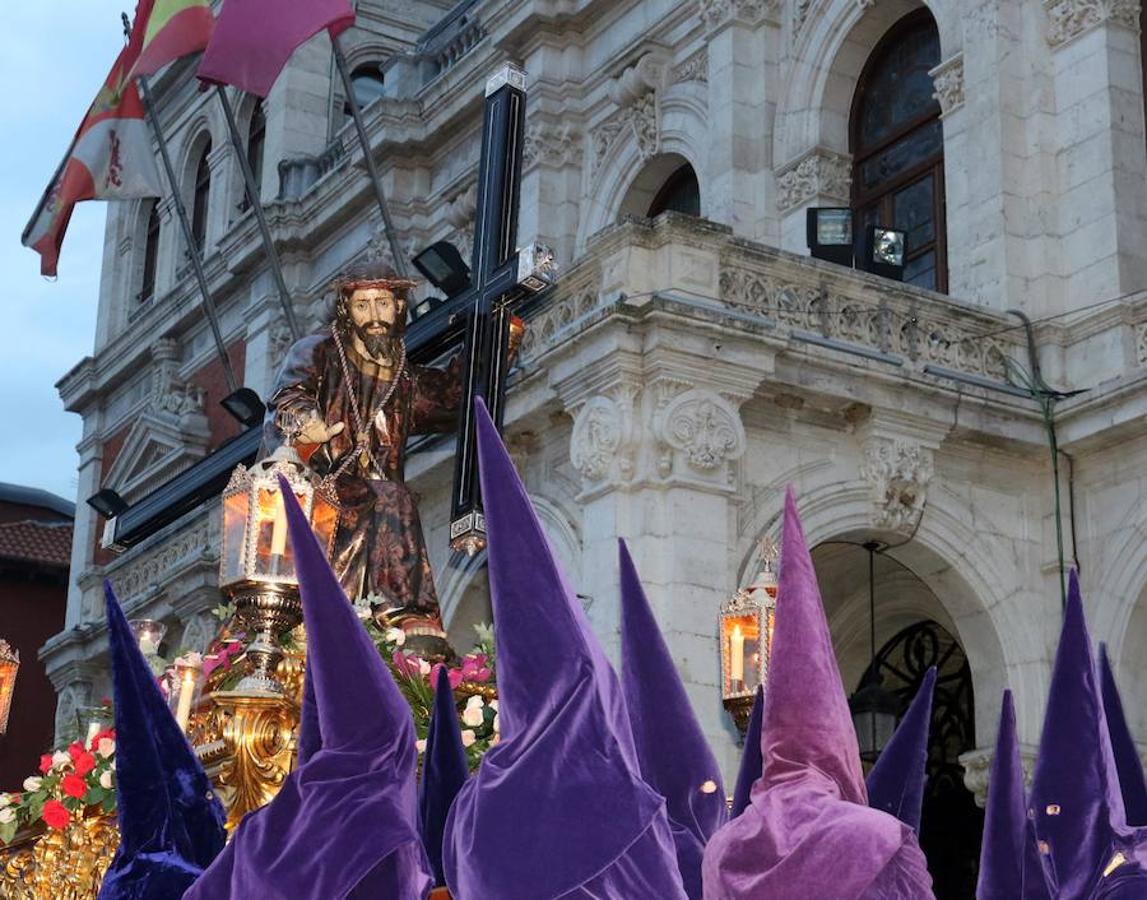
[720,537,778,734]
[219,446,339,694]
[0,640,19,735]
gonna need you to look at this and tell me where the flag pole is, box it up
[213,85,301,341]
[137,74,239,394]
[330,35,408,278]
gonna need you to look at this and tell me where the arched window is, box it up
[647,163,700,218]
[851,12,946,292]
[191,140,211,253]
[246,105,266,198]
[140,201,161,302]
[343,63,385,117]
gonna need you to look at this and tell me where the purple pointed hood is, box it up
[185,480,432,900]
[1099,644,1147,828]
[419,666,469,886]
[730,686,764,820]
[977,690,1051,899]
[442,398,686,899]
[702,488,934,899]
[98,583,225,900]
[866,666,936,832]
[1028,572,1147,897]
[619,539,727,897]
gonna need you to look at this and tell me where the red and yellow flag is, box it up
[22,6,163,277]
[128,0,214,80]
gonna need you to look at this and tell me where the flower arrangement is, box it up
[0,729,117,845]
[356,598,499,770]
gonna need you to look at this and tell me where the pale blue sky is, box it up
[0,6,129,503]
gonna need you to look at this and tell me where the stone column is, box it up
[1045,0,1147,314]
[702,0,780,244]
[66,431,104,628]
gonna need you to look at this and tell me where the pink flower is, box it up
[391,651,424,680]
[459,654,492,683]
[428,663,464,691]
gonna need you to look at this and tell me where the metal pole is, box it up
[138,75,239,394]
[213,86,301,341]
[331,35,409,278]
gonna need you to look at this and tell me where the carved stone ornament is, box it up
[776,149,851,212]
[1136,322,1147,365]
[959,745,1034,809]
[570,396,624,482]
[698,0,780,31]
[592,53,667,175]
[672,48,708,84]
[930,54,965,118]
[1045,0,1140,48]
[522,121,583,171]
[859,438,934,532]
[659,388,746,477]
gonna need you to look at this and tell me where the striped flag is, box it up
[128,0,215,80]
[197,0,354,97]
[22,8,163,277]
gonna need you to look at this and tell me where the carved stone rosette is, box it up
[655,387,747,484]
[859,438,934,533]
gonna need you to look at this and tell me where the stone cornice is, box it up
[1044,0,1140,49]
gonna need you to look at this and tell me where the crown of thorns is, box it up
[333,261,417,301]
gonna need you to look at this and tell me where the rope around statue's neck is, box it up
[326,325,407,486]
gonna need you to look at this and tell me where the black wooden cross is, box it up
[448,63,554,554]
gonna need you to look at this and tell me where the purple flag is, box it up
[866,667,936,832]
[702,488,934,899]
[197,0,354,97]
[185,479,432,899]
[442,398,686,899]
[619,539,727,897]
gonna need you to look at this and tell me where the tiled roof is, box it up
[0,520,73,568]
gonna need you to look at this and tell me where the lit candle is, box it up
[175,669,198,732]
[730,624,745,686]
[85,719,102,746]
[270,495,288,557]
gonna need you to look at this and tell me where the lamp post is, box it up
[0,640,19,735]
[848,541,900,764]
[721,537,778,734]
[219,446,339,694]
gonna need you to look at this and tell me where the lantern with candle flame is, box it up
[720,536,778,734]
[0,640,19,735]
[220,446,339,694]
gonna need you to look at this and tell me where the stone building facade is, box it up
[43,0,1147,885]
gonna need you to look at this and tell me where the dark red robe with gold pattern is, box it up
[264,329,461,613]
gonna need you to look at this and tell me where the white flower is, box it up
[418,659,431,676]
[384,628,406,647]
[97,738,115,759]
[489,699,498,711]
[51,751,70,769]
[352,599,373,621]
[461,704,484,727]
[22,777,42,792]
[493,714,500,734]
[415,739,427,754]
[460,729,476,748]
[464,695,484,709]
[0,794,10,808]
[0,807,15,825]
[99,770,113,790]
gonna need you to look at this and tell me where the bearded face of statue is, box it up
[344,287,407,363]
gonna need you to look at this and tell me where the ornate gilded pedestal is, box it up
[0,815,119,899]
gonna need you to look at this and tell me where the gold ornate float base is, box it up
[0,814,119,900]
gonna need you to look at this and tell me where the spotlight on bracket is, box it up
[87,488,128,519]
[858,225,906,282]
[413,241,471,297]
[220,387,267,427]
[806,207,854,267]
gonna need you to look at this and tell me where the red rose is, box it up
[61,773,87,799]
[72,751,97,777]
[39,754,53,774]
[41,799,70,830]
[67,741,85,762]
[88,728,115,751]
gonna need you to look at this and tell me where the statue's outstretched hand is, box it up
[297,417,345,446]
